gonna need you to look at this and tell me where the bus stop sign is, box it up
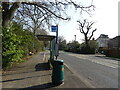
[51,26,58,32]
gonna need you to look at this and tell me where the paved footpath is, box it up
[2,51,88,89]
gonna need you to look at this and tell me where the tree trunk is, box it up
[85,35,88,47]
[2,16,10,27]
[2,2,21,27]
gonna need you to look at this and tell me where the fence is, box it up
[106,49,120,58]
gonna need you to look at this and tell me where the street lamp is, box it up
[74,35,76,41]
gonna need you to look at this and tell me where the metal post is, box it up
[55,25,59,59]
[50,40,52,61]
[51,38,56,61]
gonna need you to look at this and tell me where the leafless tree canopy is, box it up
[77,19,97,46]
[2,0,95,27]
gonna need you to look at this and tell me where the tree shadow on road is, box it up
[3,62,50,76]
[35,62,50,71]
[19,82,59,89]
[2,74,51,83]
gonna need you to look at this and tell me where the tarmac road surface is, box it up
[59,51,119,88]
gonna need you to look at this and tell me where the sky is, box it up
[49,0,119,43]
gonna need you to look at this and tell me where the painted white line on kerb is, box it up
[43,52,46,62]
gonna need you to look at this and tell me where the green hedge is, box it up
[2,22,45,69]
[65,40,98,54]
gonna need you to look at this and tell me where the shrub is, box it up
[80,40,98,54]
[65,41,81,53]
[2,27,24,68]
[2,22,46,69]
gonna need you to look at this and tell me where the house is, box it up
[96,34,110,53]
[108,36,120,50]
[107,36,120,58]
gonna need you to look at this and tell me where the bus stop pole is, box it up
[55,25,59,59]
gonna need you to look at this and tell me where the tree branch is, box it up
[9,2,21,20]
[22,2,70,21]
[88,28,97,41]
[86,22,94,34]
[77,19,97,46]
[77,20,86,34]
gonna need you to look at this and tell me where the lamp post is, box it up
[74,35,76,41]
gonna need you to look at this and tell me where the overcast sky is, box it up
[49,0,119,43]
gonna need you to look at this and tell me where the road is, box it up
[59,51,119,88]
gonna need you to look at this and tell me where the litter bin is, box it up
[52,60,64,85]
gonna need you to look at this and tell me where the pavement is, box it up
[2,51,88,89]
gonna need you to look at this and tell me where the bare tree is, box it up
[14,4,47,35]
[58,36,67,50]
[2,1,95,27]
[77,19,97,46]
